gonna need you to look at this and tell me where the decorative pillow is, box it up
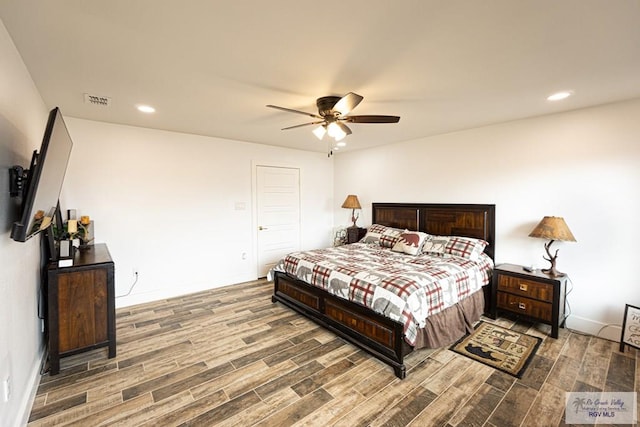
[360,224,388,244]
[422,235,488,261]
[379,227,404,248]
[392,231,429,255]
[332,226,348,247]
[360,224,404,247]
[421,235,450,256]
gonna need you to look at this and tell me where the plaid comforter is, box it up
[270,242,493,346]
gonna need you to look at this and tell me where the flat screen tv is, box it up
[10,107,73,242]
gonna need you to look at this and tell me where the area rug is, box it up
[450,321,542,378]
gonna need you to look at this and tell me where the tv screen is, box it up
[11,107,73,242]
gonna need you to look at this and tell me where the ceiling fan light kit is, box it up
[267,92,400,156]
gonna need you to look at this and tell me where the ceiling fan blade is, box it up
[266,104,322,119]
[336,122,352,135]
[344,115,401,123]
[333,92,364,116]
[282,121,325,130]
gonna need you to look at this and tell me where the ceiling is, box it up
[1,1,639,154]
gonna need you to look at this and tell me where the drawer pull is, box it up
[519,283,528,291]
[518,302,526,310]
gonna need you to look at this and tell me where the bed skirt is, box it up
[412,288,485,349]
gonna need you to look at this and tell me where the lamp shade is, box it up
[341,195,361,210]
[528,216,576,242]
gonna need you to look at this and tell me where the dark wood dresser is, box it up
[491,263,568,338]
[46,243,116,374]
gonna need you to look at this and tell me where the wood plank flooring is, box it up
[28,279,638,426]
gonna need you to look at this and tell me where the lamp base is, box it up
[350,208,359,228]
[541,267,566,277]
[541,240,566,277]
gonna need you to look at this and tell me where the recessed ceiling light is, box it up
[547,91,572,101]
[137,105,155,113]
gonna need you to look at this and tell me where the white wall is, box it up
[61,118,334,307]
[334,98,640,341]
[1,13,333,421]
[0,19,50,427]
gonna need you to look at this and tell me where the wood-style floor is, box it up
[28,279,638,426]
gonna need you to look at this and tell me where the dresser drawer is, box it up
[496,292,552,322]
[497,274,554,302]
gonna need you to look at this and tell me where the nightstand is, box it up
[346,226,367,244]
[491,263,568,338]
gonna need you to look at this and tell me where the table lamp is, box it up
[528,216,576,277]
[341,195,361,228]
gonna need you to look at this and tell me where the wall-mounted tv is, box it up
[10,107,73,242]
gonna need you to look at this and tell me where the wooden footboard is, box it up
[272,271,413,379]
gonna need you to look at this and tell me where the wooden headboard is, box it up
[372,203,496,260]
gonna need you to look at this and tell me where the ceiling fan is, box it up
[266,92,400,154]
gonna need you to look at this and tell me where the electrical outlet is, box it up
[2,376,10,402]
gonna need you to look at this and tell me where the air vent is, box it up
[84,93,112,107]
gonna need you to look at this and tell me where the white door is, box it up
[256,166,300,277]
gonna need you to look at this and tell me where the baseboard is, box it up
[18,344,45,427]
[115,274,258,309]
[565,314,622,343]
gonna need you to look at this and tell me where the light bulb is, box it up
[334,130,346,141]
[327,122,346,140]
[312,125,326,140]
[327,122,341,138]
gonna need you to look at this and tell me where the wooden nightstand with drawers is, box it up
[491,263,568,338]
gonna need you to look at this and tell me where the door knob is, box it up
[259,226,268,231]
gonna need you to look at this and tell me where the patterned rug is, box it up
[450,321,542,378]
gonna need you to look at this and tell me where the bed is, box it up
[270,203,495,378]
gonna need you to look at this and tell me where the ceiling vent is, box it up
[84,93,112,107]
